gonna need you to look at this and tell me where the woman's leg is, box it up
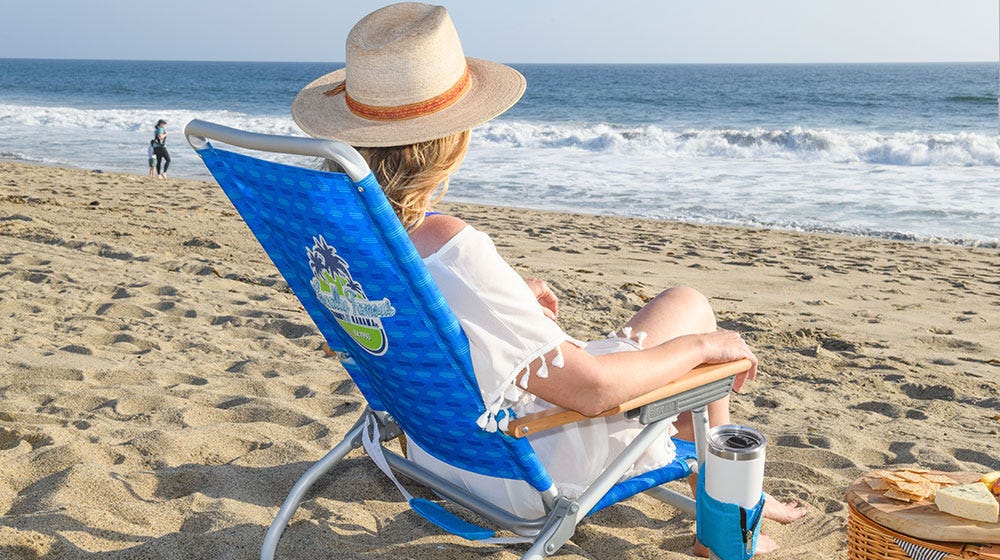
[154,147,170,176]
[621,287,807,554]
[621,286,736,456]
[161,148,170,174]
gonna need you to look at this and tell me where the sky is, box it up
[0,0,998,64]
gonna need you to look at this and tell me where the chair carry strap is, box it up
[361,416,530,544]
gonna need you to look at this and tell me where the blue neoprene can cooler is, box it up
[697,425,767,560]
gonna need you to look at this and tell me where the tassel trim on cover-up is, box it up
[473,327,648,434]
[475,336,569,433]
[609,326,647,349]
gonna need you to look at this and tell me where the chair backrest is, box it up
[193,135,552,492]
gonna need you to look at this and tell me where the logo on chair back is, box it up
[307,235,395,355]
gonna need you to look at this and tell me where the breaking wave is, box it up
[4,102,999,168]
[4,103,998,168]
[475,121,1000,167]
[0,103,302,138]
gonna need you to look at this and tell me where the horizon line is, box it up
[2,56,999,66]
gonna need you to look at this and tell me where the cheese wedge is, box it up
[934,482,999,523]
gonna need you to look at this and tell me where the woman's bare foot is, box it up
[691,497,808,557]
[754,534,780,554]
[762,494,810,524]
[693,534,780,557]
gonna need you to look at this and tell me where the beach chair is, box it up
[184,119,752,560]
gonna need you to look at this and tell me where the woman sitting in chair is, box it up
[291,2,807,554]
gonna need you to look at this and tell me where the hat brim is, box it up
[291,57,525,147]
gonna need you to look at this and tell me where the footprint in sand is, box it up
[905,409,928,420]
[774,434,833,449]
[293,386,315,399]
[216,396,253,410]
[917,335,984,352]
[150,300,197,318]
[92,332,159,354]
[332,379,355,395]
[59,344,93,355]
[150,301,175,312]
[0,427,54,452]
[331,402,360,417]
[259,319,317,340]
[148,285,179,297]
[217,404,313,428]
[765,460,838,488]
[900,383,956,401]
[887,441,918,464]
[182,237,221,249]
[111,286,133,299]
[954,310,979,323]
[954,448,1000,470]
[930,358,957,366]
[11,269,51,284]
[852,401,903,419]
[94,302,154,319]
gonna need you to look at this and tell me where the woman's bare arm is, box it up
[525,330,756,417]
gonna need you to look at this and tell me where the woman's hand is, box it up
[523,277,558,321]
[699,330,759,392]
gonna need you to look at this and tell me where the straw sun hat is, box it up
[292,2,526,147]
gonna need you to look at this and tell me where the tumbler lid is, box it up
[707,425,766,461]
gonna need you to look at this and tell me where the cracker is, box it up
[896,471,925,483]
[924,473,957,484]
[884,488,916,502]
[866,477,889,491]
[867,468,961,503]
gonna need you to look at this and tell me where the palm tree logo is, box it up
[307,235,394,355]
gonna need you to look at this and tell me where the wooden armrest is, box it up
[504,359,752,439]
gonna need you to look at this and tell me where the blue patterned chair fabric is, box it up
[198,143,703,529]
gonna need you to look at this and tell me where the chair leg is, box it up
[520,497,580,559]
[260,412,369,560]
[646,406,710,518]
[645,484,696,516]
[691,405,710,465]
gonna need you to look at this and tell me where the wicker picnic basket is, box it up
[847,502,1000,560]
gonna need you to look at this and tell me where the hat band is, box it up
[324,66,471,122]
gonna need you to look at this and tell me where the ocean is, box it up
[1,59,998,246]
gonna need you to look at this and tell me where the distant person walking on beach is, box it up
[151,119,171,178]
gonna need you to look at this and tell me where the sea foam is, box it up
[4,102,999,168]
[475,122,1000,167]
[0,103,303,138]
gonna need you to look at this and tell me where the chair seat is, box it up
[590,438,696,515]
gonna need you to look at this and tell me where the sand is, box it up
[0,160,997,559]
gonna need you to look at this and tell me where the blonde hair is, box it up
[325,130,470,230]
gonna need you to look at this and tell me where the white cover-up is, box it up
[408,225,677,519]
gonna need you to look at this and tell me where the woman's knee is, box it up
[662,286,716,331]
[625,285,717,344]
